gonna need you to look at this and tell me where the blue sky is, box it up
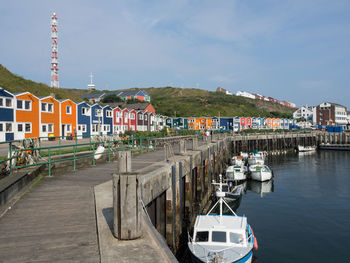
[1,0,349,108]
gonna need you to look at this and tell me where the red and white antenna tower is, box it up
[50,13,59,88]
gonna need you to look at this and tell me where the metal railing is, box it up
[0,131,201,178]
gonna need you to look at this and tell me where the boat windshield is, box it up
[230,232,244,244]
[263,166,271,172]
[212,231,226,243]
[195,231,209,242]
[226,171,234,177]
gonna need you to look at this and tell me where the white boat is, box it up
[225,165,247,181]
[297,145,316,152]
[249,165,273,182]
[247,155,265,166]
[240,152,249,158]
[230,156,244,166]
[188,175,258,263]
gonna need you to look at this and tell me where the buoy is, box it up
[250,227,258,250]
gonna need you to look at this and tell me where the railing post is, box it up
[9,141,13,176]
[108,140,111,162]
[73,144,76,171]
[48,148,52,177]
[92,143,96,166]
[59,137,62,155]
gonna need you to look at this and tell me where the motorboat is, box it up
[247,180,274,198]
[225,165,247,182]
[249,165,273,182]
[230,155,244,166]
[247,155,265,166]
[297,145,316,152]
[214,184,244,203]
[188,175,258,263]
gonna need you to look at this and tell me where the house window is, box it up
[139,114,143,120]
[48,124,53,133]
[145,115,148,120]
[6,98,12,107]
[94,109,101,117]
[0,97,13,108]
[6,123,12,132]
[106,110,112,117]
[17,123,23,132]
[17,99,31,110]
[66,106,72,114]
[92,124,99,132]
[130,113,135,119]
[66,124,71,132]
[42,124,47,132]
[0,123,3,132]
[82,107,90,115]
[41,102,53,113]
[25,123,32,133]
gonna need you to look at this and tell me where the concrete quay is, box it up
[0,136,212,262]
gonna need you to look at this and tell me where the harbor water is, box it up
[181,150,350,262]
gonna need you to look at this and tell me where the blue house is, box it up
[0,88,15,141]
[165,117,172,128]
[90,104,103,136]
[77,102,91,138]
[219,117,233,132]
[102,105,113,135]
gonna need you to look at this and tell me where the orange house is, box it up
[59,99,77,137]
[206,118,212,130]
[15,92,40,139]
[187,117,195,130]
[40,96,60,139]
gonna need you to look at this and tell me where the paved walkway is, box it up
[0,138,207,262]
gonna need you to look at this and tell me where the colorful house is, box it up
[0,88,15,141]
[113,107,123,134]
[128,109,137,131]
[165,117,172,129]
[117,90,150,102]
[172,117,184,129]
[59,99,77,138]
[15,92,40,140]
[77,102,91,138]
[39,96,60,139]
[219,117,233,131]
[136,110,146,131]
[91,104,103,135]
[122,108,130,132]
[102,105,113,135]
[211,117,219,131]
[187,117,195,130]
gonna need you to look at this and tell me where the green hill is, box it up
[0,64,87,101]
[0,64,294,118]
[145,87,294,118]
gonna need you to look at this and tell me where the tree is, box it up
[101,94,123,103]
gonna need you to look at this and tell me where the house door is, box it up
[5,133,14,141]
[61,124,66,138]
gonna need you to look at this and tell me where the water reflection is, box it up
[247,180,274,198]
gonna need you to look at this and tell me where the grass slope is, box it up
[0,64,293,118]
[0,64,87,101]
[145,87,293,118]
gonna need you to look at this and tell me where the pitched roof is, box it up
[81,92,105,99]
[125,103,150,111]
[118,90,149,97]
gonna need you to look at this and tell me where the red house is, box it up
[128,109,137,131]
[113,107,123,134]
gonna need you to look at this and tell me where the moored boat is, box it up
[297,145,316,152]
[188,175,258,263]
[225,165,247,182]
[249,165,273,182]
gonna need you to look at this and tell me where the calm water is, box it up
[182,151,350,262]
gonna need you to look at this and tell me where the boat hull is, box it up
[188,246,253,263]
[250,170,272,182]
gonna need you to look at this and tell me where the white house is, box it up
[293,105,314,122]
[236,91,255,99]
